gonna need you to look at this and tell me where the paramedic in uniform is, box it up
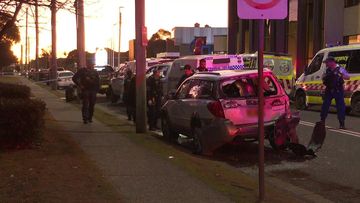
[320,56,350,129]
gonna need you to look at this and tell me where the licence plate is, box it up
[101,85,109,89]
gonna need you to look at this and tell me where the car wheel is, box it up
[192,127,203,155]
[161,113,178,143]
[295,91,307,110]
[105,88,111,99]
[351,95,360,116]
[268,128,290,150]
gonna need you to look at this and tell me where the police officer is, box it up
[177,64,194,88]
[147,68,163,131]
[72,63,100,124]
[320,56,350,129]
[123,68,135,121]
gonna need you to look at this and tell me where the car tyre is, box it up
[351,95,360,116]
[295,91,307,110]
[161,113,178,143]
[192,127,203,155]
[268,128,290,150]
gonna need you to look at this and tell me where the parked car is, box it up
[294,44,360,114]
[164,54,244,97]
[94,65,114,96]
[161,69,297,155]
[56,70,74,89]
[109,58,174,103]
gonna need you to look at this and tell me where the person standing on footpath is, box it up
[320,56,350,129]
[72,62,100,124]
[123,68,136,121]
[146,69,163,131]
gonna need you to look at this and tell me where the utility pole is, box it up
[118,7,123,68]
[135,0,147,133]
[21,44,23,70]
[25,8,28,71]
[35,0,39,70]
[77,0,86,68]
[50,0,57,90]
[257,19,265,201]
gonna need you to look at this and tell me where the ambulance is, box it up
[240,52,295,96]
[164,54,244,95]
[294,44,360,114]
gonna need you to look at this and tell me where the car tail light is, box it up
[207,100,225,118]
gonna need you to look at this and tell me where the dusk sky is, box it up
[13,0,229,60]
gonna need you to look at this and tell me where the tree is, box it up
[0,1,75,41]
[147,29,172,58]
[0,12,20,68]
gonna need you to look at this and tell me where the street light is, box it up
[118,6,124,69]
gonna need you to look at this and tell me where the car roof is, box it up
[190,69,273,81]
[175,54,239,60]
[57,70,73,73]
[318,44,360,53]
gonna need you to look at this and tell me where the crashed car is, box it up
[161,69,299,155]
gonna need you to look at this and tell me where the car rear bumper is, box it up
[200,113,299,151]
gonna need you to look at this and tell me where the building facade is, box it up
[228,0,360,78]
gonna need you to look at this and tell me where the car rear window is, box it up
[221,75,278,98]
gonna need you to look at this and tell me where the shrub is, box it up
[0,82,31,99]
[0,98,46,149]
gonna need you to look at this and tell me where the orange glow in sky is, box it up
[12,0,228,61]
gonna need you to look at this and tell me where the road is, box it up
[91,94,360,202]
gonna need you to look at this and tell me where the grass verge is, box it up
[0,76,121,202]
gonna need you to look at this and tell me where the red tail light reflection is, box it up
[207,100,225,118]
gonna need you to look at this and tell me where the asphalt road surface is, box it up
[91,94,360,202]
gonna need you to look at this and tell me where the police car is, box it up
[294,44,360,114]
[164,54,244,96]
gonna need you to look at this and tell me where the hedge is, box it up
[0,98,46,149]
[0,82,31,99]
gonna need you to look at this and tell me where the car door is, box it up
[303,53,324,104]
[167,79,193,132]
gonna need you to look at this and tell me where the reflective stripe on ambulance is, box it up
[296,76,360,107]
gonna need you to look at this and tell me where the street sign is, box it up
[237,0,288,19]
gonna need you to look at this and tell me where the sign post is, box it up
[237,0,288,201]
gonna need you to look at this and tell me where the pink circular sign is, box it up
[244,0,281,10]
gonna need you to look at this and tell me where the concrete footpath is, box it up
[20,78,234,202]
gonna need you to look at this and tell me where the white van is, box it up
[163,54,244,95]
[294,44,360,114]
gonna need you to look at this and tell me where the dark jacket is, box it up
[323,66,344,91]
[146,75,163,101]
[123,75,136,105]
[73,68,100,92]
